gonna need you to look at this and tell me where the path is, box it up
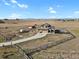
[0,33,47,47]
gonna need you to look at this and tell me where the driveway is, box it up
[0,33,47,47]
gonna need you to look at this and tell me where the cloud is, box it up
[10,0,28,9]
[2,0,28,9]
[74,11,79,14]
[66,16,72,18]
[5,2,10,6]
[49,10,56,14]
[48,7,53,10]
[10,0,17,4]
[48,7,56,14]
[2,0,10,6]
[17,4,28,8]
[56,5,63,8]
[8,13,21,19]
[72,11,79,18]
[65,11,79,18]
[48,16,57,18]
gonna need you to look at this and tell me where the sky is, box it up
[0,0,79,19]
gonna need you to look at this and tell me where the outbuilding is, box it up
[19,28,31,33]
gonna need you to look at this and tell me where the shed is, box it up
[19,28,31,33]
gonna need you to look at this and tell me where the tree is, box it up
[4,19,8,21]
[16,18,20,21]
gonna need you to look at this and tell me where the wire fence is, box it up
[24,29,76,54]
[14,29,76,59]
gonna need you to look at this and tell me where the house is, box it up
[38,23,55,33]
[41,23,51,29]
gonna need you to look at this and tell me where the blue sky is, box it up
[0,0,79,19]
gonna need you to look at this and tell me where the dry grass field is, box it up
[20,34,69,49]
[0,20,79,59]
[0,46,25,59]
[0,20,79,28]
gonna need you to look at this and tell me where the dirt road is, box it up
[0,32,47,47]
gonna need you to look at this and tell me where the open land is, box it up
[0,20,79,59]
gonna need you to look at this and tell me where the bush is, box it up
[4,19,8,21]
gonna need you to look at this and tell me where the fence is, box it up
[24,29,76,54]
[14,44,33,59]
[14,29,76,59]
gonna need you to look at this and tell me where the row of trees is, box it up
[0,18,79,23]
[55,19,79,21]
[0,19,20,23]
[3,18,20,21]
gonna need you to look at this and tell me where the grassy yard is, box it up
[20,34,67,49]
[70,28,79,37]
[0,37,4,43]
